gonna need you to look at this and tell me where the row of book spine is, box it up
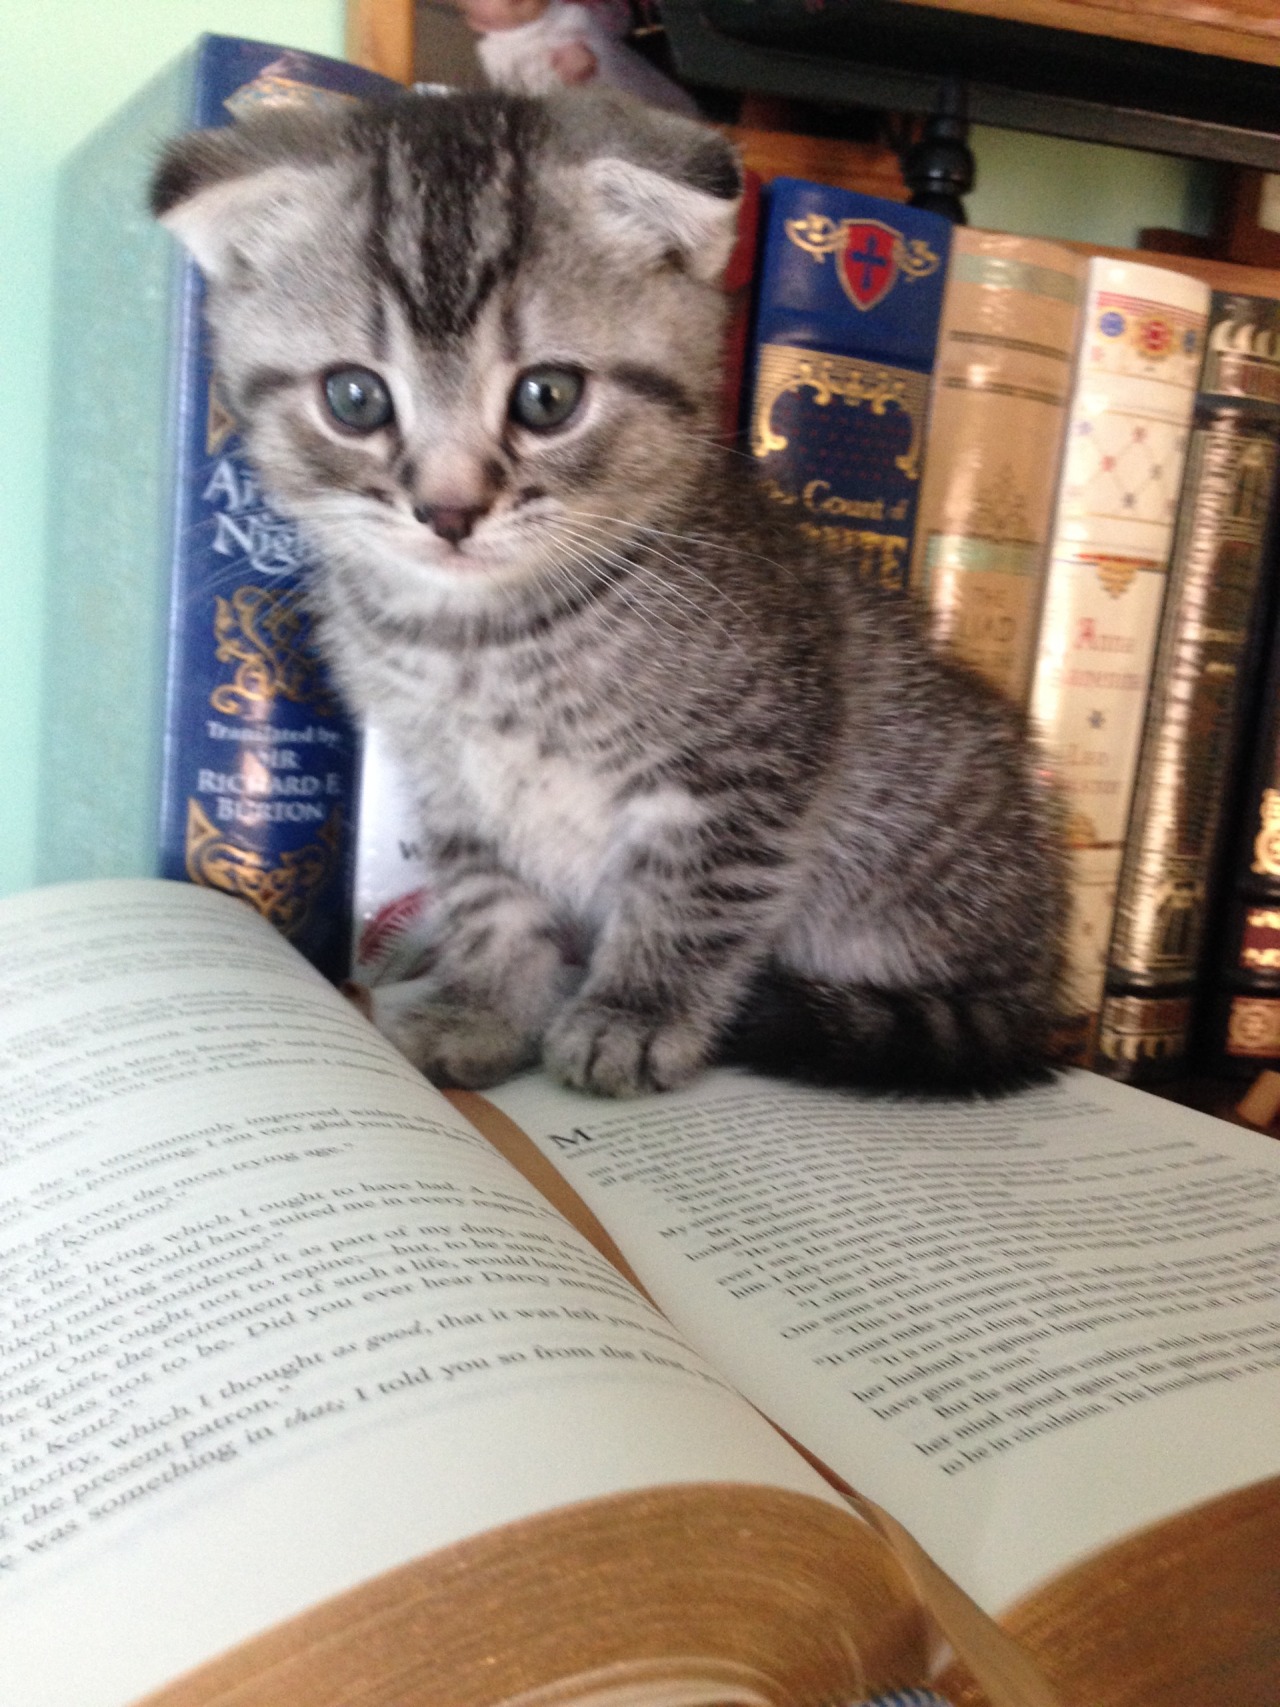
[915,242,1280,1085]
[42,31,1280,1087]
[744,175,1280,1084]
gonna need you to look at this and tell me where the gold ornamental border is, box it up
[751,344,930,481]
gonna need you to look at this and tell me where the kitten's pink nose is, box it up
[413,501,487,545]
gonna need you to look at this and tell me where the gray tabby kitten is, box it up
[152,87,1065,1098]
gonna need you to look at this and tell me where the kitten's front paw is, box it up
[368,984,537,1089]
[544,999,708,1097]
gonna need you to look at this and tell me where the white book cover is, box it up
[1028,256,1210,1034]
[351,724,432,984]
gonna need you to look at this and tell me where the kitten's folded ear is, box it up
[150,108,347,283]
[549,91,743,285]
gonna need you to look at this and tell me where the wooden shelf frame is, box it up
[346,0,416,84]
[347,0,1280,169]
[664,0,1280,170]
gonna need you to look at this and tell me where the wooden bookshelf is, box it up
[883,0,1280,68]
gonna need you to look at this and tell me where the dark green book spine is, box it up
[1097,293,1280,1082]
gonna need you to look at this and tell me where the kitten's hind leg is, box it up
[366,844,580,1089]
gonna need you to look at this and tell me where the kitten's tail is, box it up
[717,966,1060,1097]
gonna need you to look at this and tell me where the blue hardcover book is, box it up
[41,36,400,979]
[747,180,953,593]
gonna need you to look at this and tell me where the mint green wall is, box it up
[0,3,1207,898]
[968,124,1218,249]
[0,0,346,900]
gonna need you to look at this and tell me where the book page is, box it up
[0,882,847,1707]
[490,1066,1280,1613]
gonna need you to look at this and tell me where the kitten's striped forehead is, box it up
[361,97,545,345]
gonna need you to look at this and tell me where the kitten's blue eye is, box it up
[323,366,394,433]
[510,367,584,432]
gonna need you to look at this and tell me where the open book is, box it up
[2,880,1277,1707]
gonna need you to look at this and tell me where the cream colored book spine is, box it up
[1026,256,1210,1052]
[911,229,1087,706]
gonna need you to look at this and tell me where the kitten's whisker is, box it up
[556,516,760,641]
[570,507,796,582]
[545,540,679,659]
[548,523,752,663]
[545,528,709,657]
[670,428,760,466]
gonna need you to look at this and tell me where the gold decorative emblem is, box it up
[212,586,338,717]
[185,799,342,936]
[1080,552,1145,599]
[206,375,238,456]
[751,344,929,480]
[1096,993,1193,1068]
[1227,995,1280,1057]
[224,66,359,119]
[1063,809,1098,849]
[785,215,940,313]
[1251,788,1280,878]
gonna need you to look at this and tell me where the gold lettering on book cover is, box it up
[1251,789,1280,878]
[752,345,928,480]
[211,586,339,717]
[1240,906,1280,972]
[185,798,342,935]
[796,521,908,592]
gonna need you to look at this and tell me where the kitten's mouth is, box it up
[409,531,539,588]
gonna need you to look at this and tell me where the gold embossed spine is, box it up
[1101,295,1280,1079]
[910,230,1086,706]
[1098,417,1280,1078]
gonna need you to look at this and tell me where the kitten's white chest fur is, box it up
[459,724,620,914]
[380,657,628,919]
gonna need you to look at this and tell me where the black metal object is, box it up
[900,79,973,221]
[662,0,1280,171]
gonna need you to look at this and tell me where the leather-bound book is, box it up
[911,228,1087,707]
[1026,256,1210,1060]
[747,177,952,593]
[1098,292,1280,1081]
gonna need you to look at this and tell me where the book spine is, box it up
[909,230,1086,707]
[747,177,952,593]
[1194,540,1280,1078]
[1027,257,1210,1058]
[720,167,762,445]
[351,723,433,983]
[1098,293,1280,1082]
[41,52,197,888]
[152,37,400,981]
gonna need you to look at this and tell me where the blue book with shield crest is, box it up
[41,36,400,979]
[747,179,952,594]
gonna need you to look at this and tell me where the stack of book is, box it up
[737,173,1280,1089]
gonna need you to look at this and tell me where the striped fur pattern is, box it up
[153,88,1066,1097]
